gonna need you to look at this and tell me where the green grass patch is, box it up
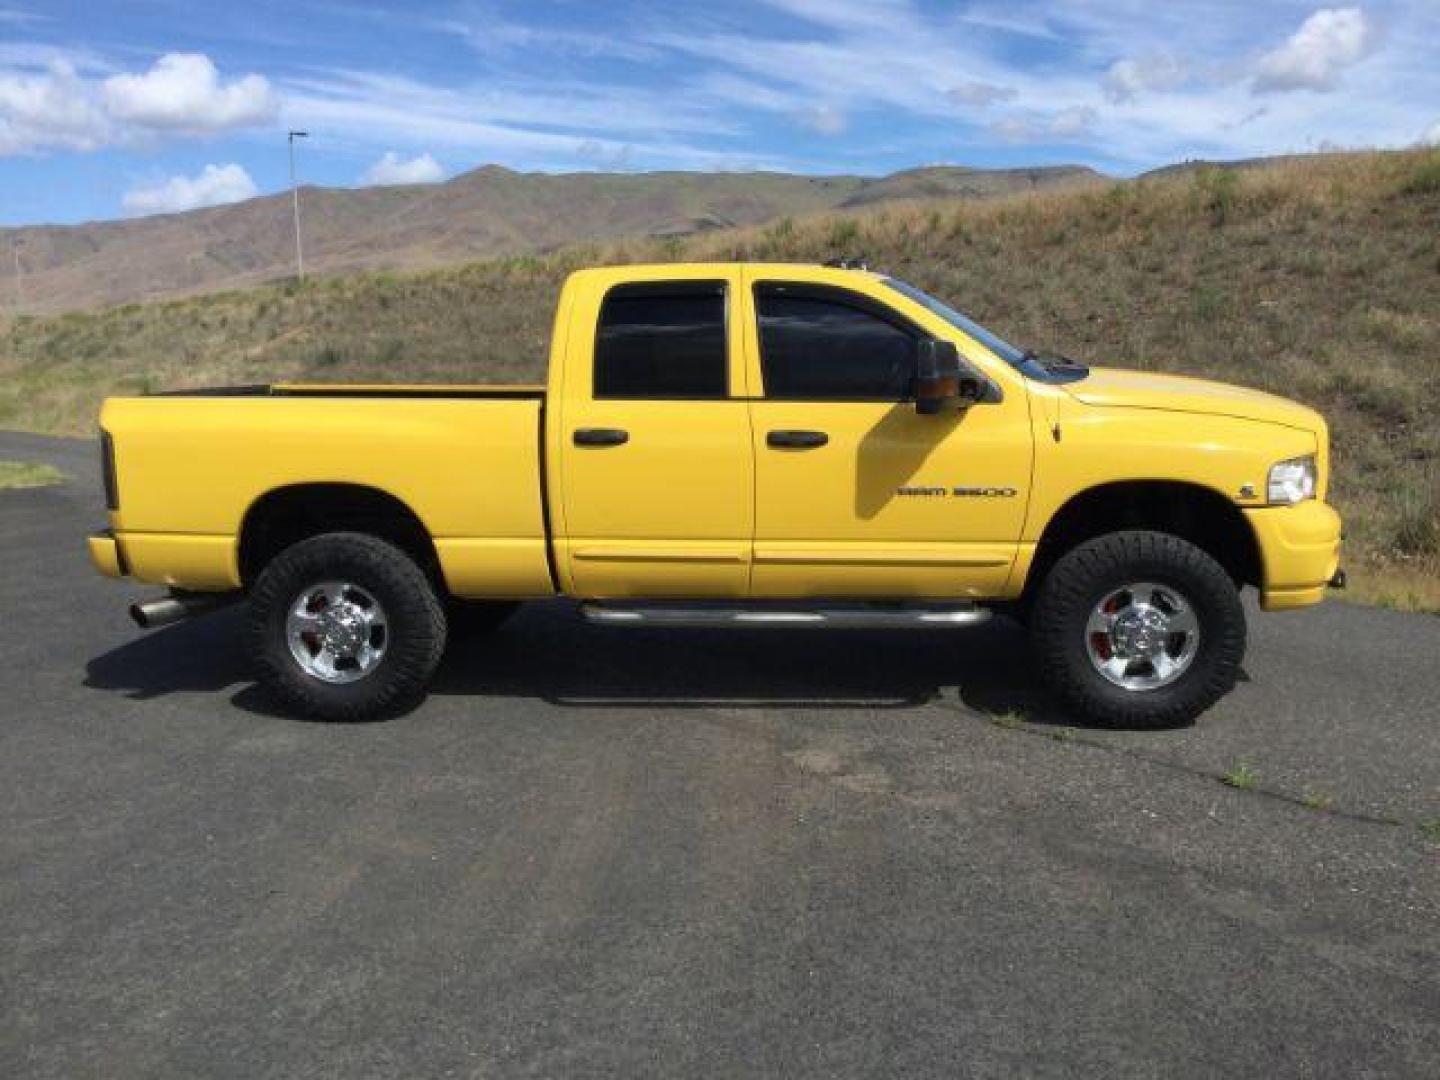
[1400,154,1440,195]
[0,461,66,490]
[1221,761,1260,791]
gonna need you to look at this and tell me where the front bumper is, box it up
[88,529,126,579]
[1243,501,1343,611]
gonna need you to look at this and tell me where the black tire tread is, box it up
[247,532,446,721]
[1030,530,1246,729]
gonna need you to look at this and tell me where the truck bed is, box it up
[100,390,556,598]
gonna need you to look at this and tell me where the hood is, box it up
[1062,367,1323,432]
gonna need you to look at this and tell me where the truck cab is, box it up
[90,262,1344,727]
[550,263,1031,601]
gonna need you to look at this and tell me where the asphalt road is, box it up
[2,431,1438,1079]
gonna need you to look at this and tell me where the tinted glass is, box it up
[594,283,728,399]
[756,285,916,400]
[882,277,1025,367]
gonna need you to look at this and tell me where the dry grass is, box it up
[2,150,1437,605]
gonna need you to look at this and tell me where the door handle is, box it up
[573,427,629,447]
[767,429,829,449]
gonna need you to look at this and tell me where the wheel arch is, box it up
[1022,480,1262,600]
[238,482,441,588]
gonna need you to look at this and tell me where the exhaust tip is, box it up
[128,592,237,630]
[129,598,186,629]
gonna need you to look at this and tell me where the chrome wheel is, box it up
[285,580,388,684]
[1084,581,1200,691]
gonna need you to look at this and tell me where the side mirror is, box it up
[915,339,960,415]
[915,339,997,414]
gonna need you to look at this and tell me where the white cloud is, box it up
[5,0,1438,189]
[0,8,49,25]
[434,15,659,63]
[122,163,258,216]
[282,69,778,172]
[954,8,1058,41]
[1103,53,1188,103]
[1,51,275,156]
[642,0,1438,168]
[992,106,1097,143]
[1254,8,1376,94]
[797,104,847,135]
[945,81,1016,107]
[763,0,908,35]
[0,60,109,154]
[361,150,445,185]
[0,42,112,73]
[103,53,276,132]
[1420,120,1440,147]
[576,139,635,169]
[1049,105,1097,138]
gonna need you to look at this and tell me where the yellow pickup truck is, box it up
[89,261,1343,726]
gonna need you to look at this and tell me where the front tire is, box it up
[248,532,447,721]
[1030,531,1245,728]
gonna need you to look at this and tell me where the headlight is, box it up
[1267,455,1316,505]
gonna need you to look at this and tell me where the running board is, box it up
[580,602,991,630]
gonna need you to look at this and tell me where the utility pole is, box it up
[11,236,21,313]
[288,130,309,282]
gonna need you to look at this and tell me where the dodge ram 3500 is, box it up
[89,262,1344,726]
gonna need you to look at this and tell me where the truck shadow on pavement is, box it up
[84,600,1183,729]
[84,606,251,701]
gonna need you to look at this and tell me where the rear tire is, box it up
[1030,530,1245,728]
[248,532,446,721]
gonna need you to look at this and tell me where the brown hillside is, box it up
[2,164,1102,313]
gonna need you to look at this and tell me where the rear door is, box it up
[555,269,754,598]
[742,273,1033,599]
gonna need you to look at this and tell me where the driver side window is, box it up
[755,284,918,400]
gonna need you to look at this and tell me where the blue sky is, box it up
[2,0,1438,225]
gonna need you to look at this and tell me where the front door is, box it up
[743,276,1033,599]
[556,271,754,598]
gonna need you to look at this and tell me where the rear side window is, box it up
[756,284,918,400]
[594,282,728,399]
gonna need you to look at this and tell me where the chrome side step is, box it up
[580,602,991,630]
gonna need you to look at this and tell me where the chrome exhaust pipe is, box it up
[129,591,238,630]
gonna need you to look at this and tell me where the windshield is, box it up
[882,278,1027,368]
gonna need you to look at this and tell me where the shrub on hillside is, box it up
[1393,475,1440,557]
[1400,153,1440,196]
